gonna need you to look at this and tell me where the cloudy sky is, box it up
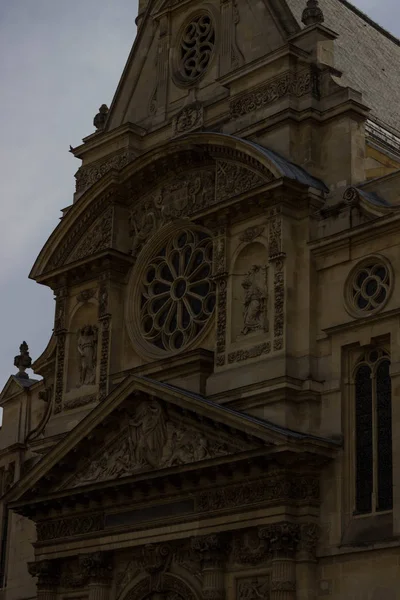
[0,0,397,389]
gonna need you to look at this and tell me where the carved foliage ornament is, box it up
[75,150,135,193]
[216,161,269,201]
[174,103,203,136]
[68,207,113,263]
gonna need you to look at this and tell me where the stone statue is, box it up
[93,104,109,131]
[14,341,32,379]
[241,265,268,335]
[128,400,168,469]
[77,325,98,386]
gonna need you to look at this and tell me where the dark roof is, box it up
[139,376,341,446]
[357,188,391,207]
[287,0,400,134]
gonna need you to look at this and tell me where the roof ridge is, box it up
[336,0,400,47]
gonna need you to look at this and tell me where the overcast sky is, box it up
[0,0,398,390]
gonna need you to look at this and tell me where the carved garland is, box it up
[230,67,319,119]
[268,208,285,352]
[212,218,228,367]
[98,274,111,401]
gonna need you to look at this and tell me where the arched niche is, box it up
[65,299,98,402]
[230,241,269,342]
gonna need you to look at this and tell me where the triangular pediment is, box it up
[0,375,38,406]
[8,375,336,509]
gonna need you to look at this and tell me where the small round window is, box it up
[345,257,392,317]
[138,228,216,354]
[177,13,216,84]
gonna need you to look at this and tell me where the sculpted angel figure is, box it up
[77,325,98,386]
[128,399,168,469]
[241,265,268,335]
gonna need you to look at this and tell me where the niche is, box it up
[65,300,98,402]
[231,241,269,342]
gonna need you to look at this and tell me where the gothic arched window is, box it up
[354,349,392,514]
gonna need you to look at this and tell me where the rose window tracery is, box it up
[345,257,392,316]
[179,14,215,82]
[139,229,216,353]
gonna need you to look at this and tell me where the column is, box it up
[28,559,60,600]
[296,523,320,600]
[259,522,299,600]
[80,551,113,600]
[191,533,229,600]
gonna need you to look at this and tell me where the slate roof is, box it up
[286,0,400,134]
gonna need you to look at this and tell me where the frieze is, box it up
[228,342,271,364]
[197,474,319,512]
[216,161,268,201]
[36,513,104,542]
[230,68,318,119]
[68,207,113,263]
[75,150,135,193]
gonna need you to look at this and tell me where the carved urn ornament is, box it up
[14,341,32,379]
[301,0,324,26]
[93,104,109,131]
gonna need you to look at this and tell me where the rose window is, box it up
[179,14,215,82]
[346,258,392,316]
[140,229,216,352]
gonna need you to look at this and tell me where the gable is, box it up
[107,0,300,133]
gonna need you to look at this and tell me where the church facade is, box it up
[2,0,400,599]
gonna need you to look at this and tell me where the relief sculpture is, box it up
[241,265,268,335]
[69,399,240,487]
[77,325,98,386]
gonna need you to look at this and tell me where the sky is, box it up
[0,0,398,390]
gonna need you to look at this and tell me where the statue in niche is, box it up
[128,400,168,469]
[241,265,268,335]
[77,325,98,386]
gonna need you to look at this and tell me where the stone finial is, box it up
[93,104,109,131]
[14,341,32,379]
[301,0,324,26]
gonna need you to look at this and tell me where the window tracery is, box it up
[139,228,216,353]
[345,257,392,317]
[354,348,392,514]
[178,13,215,83]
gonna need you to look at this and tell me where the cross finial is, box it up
[302,0,325,26]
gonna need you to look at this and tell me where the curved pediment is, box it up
[30,133,326,283]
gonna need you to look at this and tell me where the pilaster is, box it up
[191,533,230,600]
[259,522,299,600]
[80,551,113,600]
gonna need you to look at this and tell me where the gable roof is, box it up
[287,0,400,134]
[8,374,339,505]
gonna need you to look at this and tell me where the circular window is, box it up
[345,256,392,317]
[177,13,215,84]
[137,228,216,354]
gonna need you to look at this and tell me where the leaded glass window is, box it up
[354,349,392,514]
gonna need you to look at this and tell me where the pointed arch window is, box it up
[354,349,392,514]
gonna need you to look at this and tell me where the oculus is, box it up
[178,13,215,83]
[345,256,392,317]
[137,227,216,354]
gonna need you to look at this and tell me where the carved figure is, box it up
[128,400,168,468]
[241,266,268,335]
[93,104,109,131]
[77,325,98,386]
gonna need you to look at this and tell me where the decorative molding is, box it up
[54,332,66,414]
[230,68,319,119]
[99,316,111,401]
[75,150,135,193]
[173,102,204,136]
[228,341,271,364]
[36,513,104,542]
[216,161,268,201]
[64,393,97,411]
[216,278,228,365]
